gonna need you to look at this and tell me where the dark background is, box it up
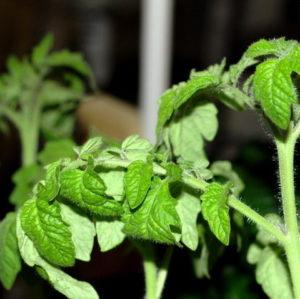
[1,0,300,298]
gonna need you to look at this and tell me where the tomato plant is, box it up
[1,37,300,299]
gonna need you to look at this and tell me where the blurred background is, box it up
[1,0,300,298]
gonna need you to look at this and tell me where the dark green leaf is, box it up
[60,168,123,216]
[201,182,231,245]
[123,178,181,244]
[253,57,297,129]
[124,160,153,209]
[20,198,75,267]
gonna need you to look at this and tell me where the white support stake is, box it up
[139,0,174,141]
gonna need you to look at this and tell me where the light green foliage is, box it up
[121,134,153,161]
[173,71,220,110]
[192,226,210,279]
[16,215,99,299]
[60,168,123,216]
[0,213,21,289]
[32,33,54,67]
[60,203,96,261]
[176,190,201,250]
[38,80,81,106]
[250,246,293,299]
[9,164,43,207]
[99,169,125,201]
[201,183,231,245]
[168,101,218,163]
[217,85,254,111]
[247,243,263,265]
[226,55,256,86]
[41,108,75,141]
[256,214,283,245]
[76,137,103,160]
[123,178,181,244]
[0,33,90,167]
[179,159,212,180]
[124,160,153,209]
[38,139,76,165]
[37,161,60,202]
[156,67,221,137]
[245,38,298,59]
[47,49,92,77]
[210,161,244,196]
[96,219,125,252]
[20,198,75,267]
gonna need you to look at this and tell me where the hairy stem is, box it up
[228,195,286,244]
[276,133,300,299]
[156,247,173,299]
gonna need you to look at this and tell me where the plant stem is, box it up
[276,133,300,299]
[141,245,157,299]
[20,109,40,166]
[228,195,286,244]
[156,247,173,299]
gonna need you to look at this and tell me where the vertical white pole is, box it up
[139,0,174,141]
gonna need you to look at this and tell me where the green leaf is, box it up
[121,135,153,161]
[124,160,153,209]
[38,80,81,106]
[253,58,297,129]
[96,219,125,252]
[217,85,254,110]
[99,169,125,201]
[210,160,244,196]
[201,182,231,245]
[60,203,96,262]
[123,178,181,244]
[165,162,183,182]
[156,88,176,137]
[20,198,75,267]
[174,71,220,109]
[245,38,298,59]
[77,137,103,160]
[256,214,283,245]
[9,164,43,207]
[0,213,21,289]
[179,159,212,181]
[38,139,76,165]
[47,50,92,77]
[176,190,201,250]
[255,246,293,299]
[168,101,218,163]
[16,215,99,299]
[36,161,60,202]
[226,55,257,86]
[192,225,210,279]
[60,168,123,216]
[32,33,54,67]
[41,109,75,140]
[247,243,262,265]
